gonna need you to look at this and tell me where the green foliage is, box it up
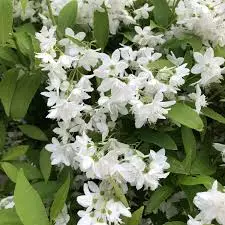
[0,0,13,45]
[2,145,29,161]
[0,69,19,116]
[57,0,78,35]
[181,127,196,172]
[10,72,41,120]
[50,174,70,221]
[0,120,6,150]
[139,129,177,150]
[94,8,109,50]
[145,186,174,215]
[18,124,48,141]
[39,149,52,182]
[201,107,225,124]
[168,103,204,131]
[1,162,18,182]
[14,170,49,225]
[163,222,186,225]
[152,0,171,27]
[126,206,144,225]
[0,209,23,225]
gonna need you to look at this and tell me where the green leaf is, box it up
[0,69,19,116]
[163,222,186,225]
[145,186,174,215]
[152,0,171,27]
[139,129,177,150]
[33,181,59,200]
[1,162,18,182]
[19,124,48,141]
[111,179,129,208]
[202,107,225,124]
[126,206,144,225]
[148,59,174,71]
[50,174,70,221]
[0,209,23,225]
[181,127,196,172]
[58,0,78,35]
[14,31,34,61]
[0,0,13,45]
[94,8,109,50]
[10,73,41,120]
[0,47,20,66]
[190,152,216,176]
[2,145,29,161]
[178,175,215,189]
[167,157,188,175]
[214,45,225,58]
[168,103,204,131]
[13,162,42,180]
[14,170,49,225]
[0,120,6,150]
[40,149,52,182]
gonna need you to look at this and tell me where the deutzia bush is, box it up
[1,0,225,225]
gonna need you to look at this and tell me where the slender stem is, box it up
[46,0,56,26]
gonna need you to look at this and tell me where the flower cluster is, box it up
[175,0,225,47]
[29,0,225,224]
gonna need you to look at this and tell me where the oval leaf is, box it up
[14,170,49,225]
[10,73,41,120]
[2,145,29,161]
[202,107,225,124]
[40,149,52,182]
[152,0,171,27]
[50,174,70,220]
[1,162,18,183]
[19,124,48,141]
[94,8,109,50]
[167,103,204,131]
[58,0,78,35]
[0,69,19,116]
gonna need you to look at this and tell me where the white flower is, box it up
[131,91,176,128]
[193,181,225,225]
[133,26,165,47]
[0,196,15,209]
[94,50,128,78]
[35,26,57,55]
[191,48,225,87]
[134,3,154,20]
[77,181,131,225]
[189,85,207,114]
[55,205,70,225]
[213,143,225,163]
[45,138,77,166]
[187,216,203,225]
[167,52,184,66]
[144,149,170,190]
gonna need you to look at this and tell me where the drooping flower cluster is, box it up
[31,0,225,224]
[175,0,225,47]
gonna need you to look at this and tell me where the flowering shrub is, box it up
[1,0,225,225]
